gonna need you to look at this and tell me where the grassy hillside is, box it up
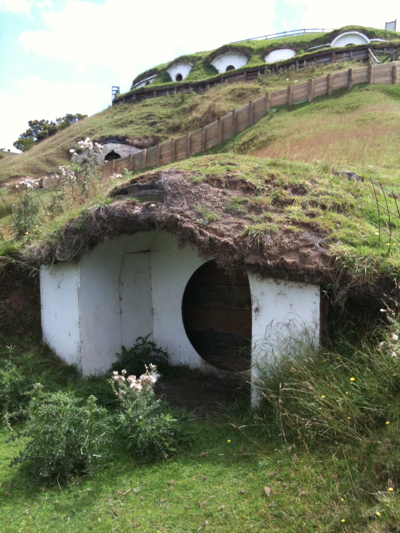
[0,60,369,182]
[218,83,400,174]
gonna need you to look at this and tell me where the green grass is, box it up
[2,328,400,532]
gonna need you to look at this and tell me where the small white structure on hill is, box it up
[265,49,296,63]
[167,62,192,82]
[211,52,248,73]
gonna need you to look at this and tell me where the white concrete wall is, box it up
[167,63,192,81]
[40,262,82,368]
[40,232,321,386]
[72,143,141,166]
[211,52,248,73]
[79,237,129,375]
[248,276,320,404]
[120,232,157,348]
[131,74,157,90]
[265,49,296,64]
[150,233,207,367]
[101,143,141,165]
[331,31,370,48]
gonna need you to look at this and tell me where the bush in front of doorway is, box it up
[10,384,112,483]
[112,335,169,377]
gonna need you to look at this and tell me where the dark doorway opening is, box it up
[182,260,252,372]
[104,150,121,162]
[226,65,235,72]
[176,73,183,81]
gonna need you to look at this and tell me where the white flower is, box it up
[113,371,118,376]
[380,309,387,313]
[391,351,397,357]
[121,369,127,376]
[380,341,386,347]
[69,148,75,153]
[130,380,142,392]
[126,375,137,383]
[391,333,398,342]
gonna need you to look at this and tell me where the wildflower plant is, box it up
[110,365,187,460]
[61,138,103,204]
[12,179,41,237]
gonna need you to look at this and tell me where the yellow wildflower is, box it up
[350,377,355,382]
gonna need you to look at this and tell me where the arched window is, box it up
[175,73,183,81]
[182,260,252,371]
[104,150,121,162]
[226,65,235,72]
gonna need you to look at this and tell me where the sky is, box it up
[0,0,398,151]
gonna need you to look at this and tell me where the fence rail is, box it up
[232,28,334,44]
[117,44,399,105]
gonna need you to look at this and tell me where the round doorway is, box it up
[182,260,252,372]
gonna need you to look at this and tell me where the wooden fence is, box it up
[102,61,400,179]
[115,44,399,105]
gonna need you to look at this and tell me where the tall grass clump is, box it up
[257,314,400,446]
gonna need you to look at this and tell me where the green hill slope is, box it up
[216,84,400,177]
[0,61,363,183]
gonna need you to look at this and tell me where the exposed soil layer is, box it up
[30,169,331,285]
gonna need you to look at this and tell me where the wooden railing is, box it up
[102,62,400,179]
[232,28,334,44]
[115,44,399,106]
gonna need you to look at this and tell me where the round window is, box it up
[226,65,235,72]
[175,73,183,81]
[182,260,252,372]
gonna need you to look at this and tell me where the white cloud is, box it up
[284,0,398,32]
[19,0,277,84]
[0,0,32,14]
[0,76,108,150]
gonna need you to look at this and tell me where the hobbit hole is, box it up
[104,150,121,162]
[182,260,252,372]
[225,65,235,72]
[175,73,183,81]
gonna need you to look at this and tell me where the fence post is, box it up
[327,73,332,96]
[153,90,157,98]
[218,117,223,144]
[232,110,237,136]
[265,92,271,112]
[128,154,133,171]
[156,144,160,166]
[348,68,353,90]
[186,132,190,158]
[142,148,147,168]
[112,160,116,173]
[171,139,176,163]
[244,71,248,82]
[249,101,254,125]
[308,78,314,102]
[392,64,398,84]
[201,128,205,151]
[295,60,299,70]
[368,64,374,85]
[287,85,293,106]
[331,51,336,63]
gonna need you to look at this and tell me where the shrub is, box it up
[111,366,188,460]
[11,384,111,483]
[112,335,169,377]
[0,358,26,421]
[257,317,400,446]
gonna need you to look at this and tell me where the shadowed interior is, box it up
[182,260,252,372]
